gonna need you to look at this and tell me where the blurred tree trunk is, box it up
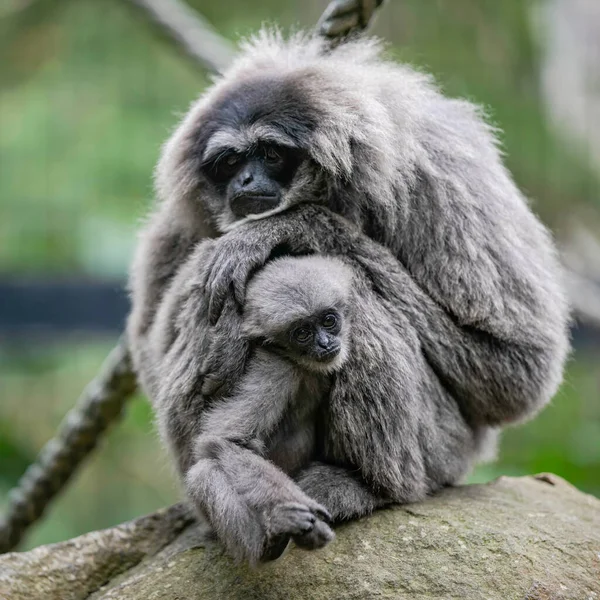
[539,0,600,172]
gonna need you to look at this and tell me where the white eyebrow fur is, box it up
[202,124,299,163]
[202,130,245,162]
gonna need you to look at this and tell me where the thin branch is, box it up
[0,338,136,554]
[125,0,388,74]
[317,0,385,39]
[124,0,236,74]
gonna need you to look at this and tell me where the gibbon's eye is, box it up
[225,153,240,167]
[221,152,242,173]
[293,327,312,343]
[264,146,283,166]
[210,152,242,181]
[322,313,338,329]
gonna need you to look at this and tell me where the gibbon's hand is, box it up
[261,501,334,562]
[200,212,304,324]
[201,228,273,325]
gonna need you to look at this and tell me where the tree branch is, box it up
[124,0,235,74]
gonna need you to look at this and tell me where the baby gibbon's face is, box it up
[242,256,354,374]
[278,309,347,373]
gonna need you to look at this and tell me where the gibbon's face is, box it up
[193,77,324,231]
[243,256,354,374]
[202,143,303,221]
[280,309,346,373]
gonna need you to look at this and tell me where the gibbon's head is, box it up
[244,255,353,373]
[155,29,431,238]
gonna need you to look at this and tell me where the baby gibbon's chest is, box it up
[266,374,329,475]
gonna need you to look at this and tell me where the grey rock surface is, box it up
[1,474,599,600]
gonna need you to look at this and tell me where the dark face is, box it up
[194,76,322,224]
[202,144,302,219]
[281,309,343,367]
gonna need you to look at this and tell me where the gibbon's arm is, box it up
[200,204,568,427]
[127,200,217,372]
[196,350,302,454]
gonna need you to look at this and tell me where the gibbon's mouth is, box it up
[315,347,341,362]
[230,193,281,217]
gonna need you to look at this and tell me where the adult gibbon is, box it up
[128,30,570,559]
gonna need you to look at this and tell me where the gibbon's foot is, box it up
[293,518,335,551]
[260,501,334,561]
[260,534,292,562]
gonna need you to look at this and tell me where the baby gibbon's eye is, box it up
[322,313,338,329]
[293,327,312,343]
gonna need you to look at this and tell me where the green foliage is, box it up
[0,0,599,549]
[0,0,203,273]
[387,0,600,222]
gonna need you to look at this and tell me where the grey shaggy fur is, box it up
[127,31,570,561]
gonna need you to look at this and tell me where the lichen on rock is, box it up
[1,475,599,600]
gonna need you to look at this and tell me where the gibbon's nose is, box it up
[316,332,340,358]
[316,331,330,349]
[240,169,253,187]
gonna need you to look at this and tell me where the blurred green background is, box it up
[1,0,599,551]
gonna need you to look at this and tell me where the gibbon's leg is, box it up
[184,351,334,564]
[295,462,390,523]
[186,440,333,564]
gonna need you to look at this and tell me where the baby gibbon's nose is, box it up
[316,331,330,349]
